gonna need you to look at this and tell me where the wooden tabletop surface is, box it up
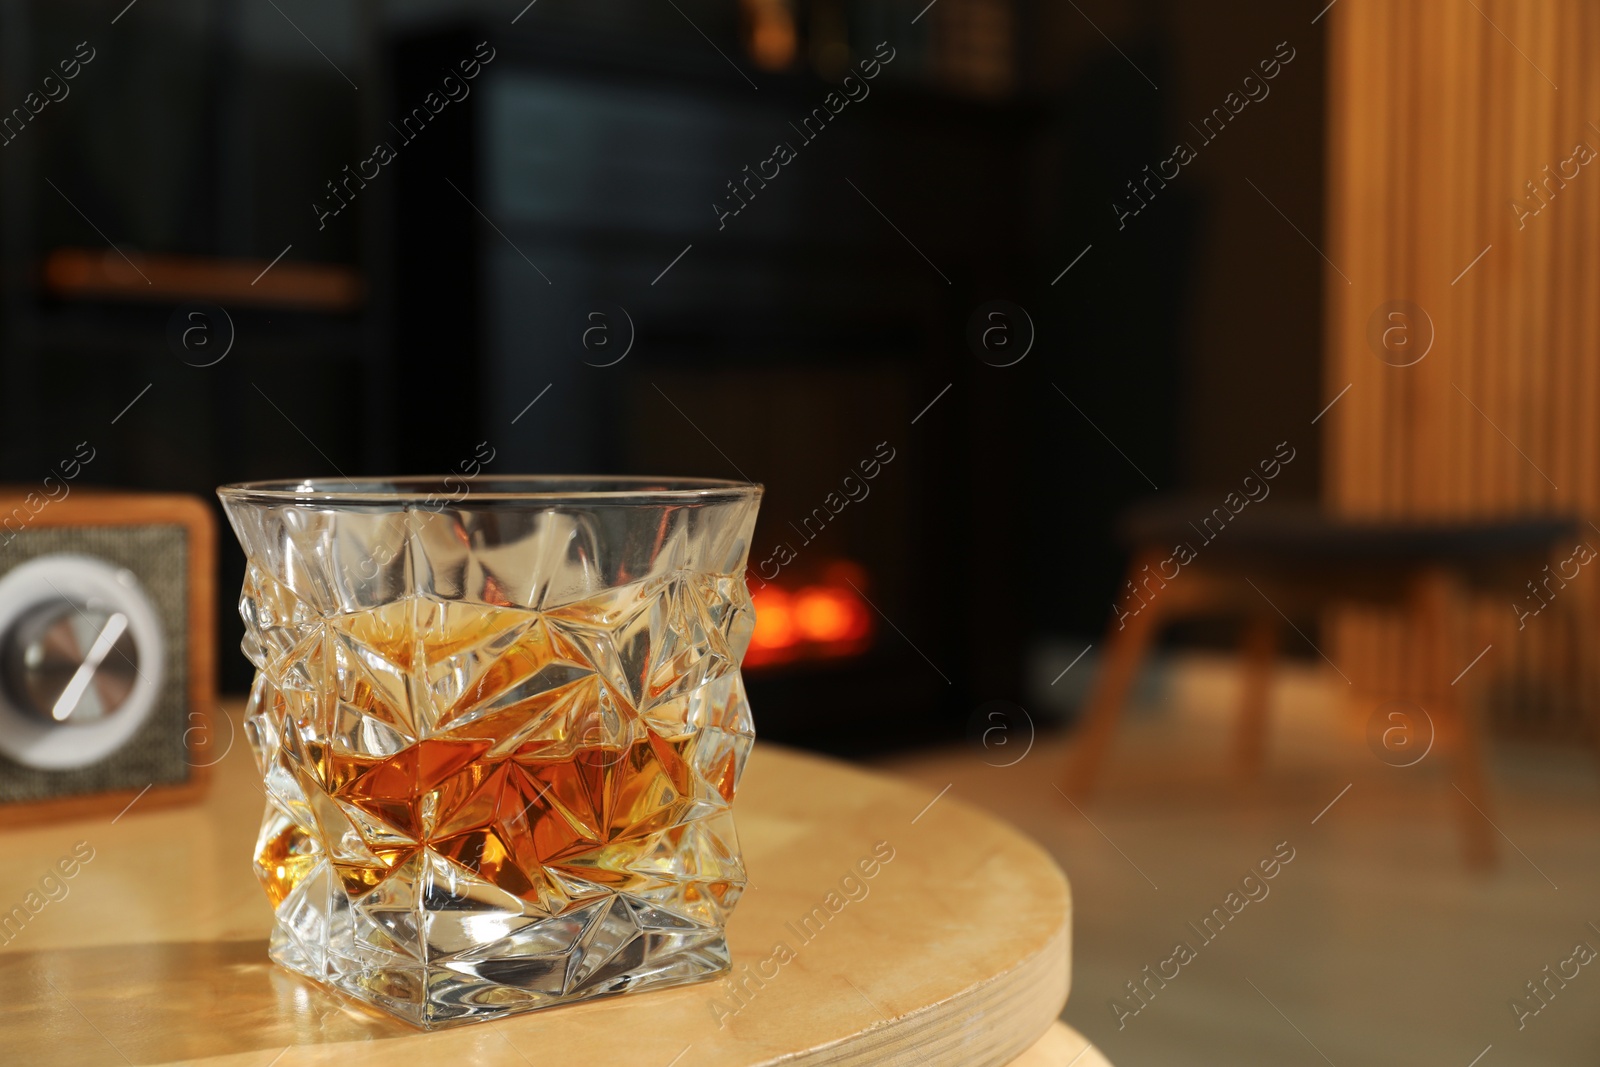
[0,704,1088,1066]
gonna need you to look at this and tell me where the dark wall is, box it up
[1167,1,1325,497]
[1015,0,1325,639]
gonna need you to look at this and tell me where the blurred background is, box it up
[2,0,1598,1063]
[0,0,1329,731]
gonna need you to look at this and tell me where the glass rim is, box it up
[217,475,763,507]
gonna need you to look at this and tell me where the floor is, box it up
[870,656,1600,1067]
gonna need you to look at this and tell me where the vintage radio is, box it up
[0,489,215,825]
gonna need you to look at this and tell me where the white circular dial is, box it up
[0,555,165,770]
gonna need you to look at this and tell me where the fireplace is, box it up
[390,24,1042,753]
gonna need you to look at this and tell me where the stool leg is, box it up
[1234,614,1278,779]
[1572,597,1600,774]
[1065,562,1164,801]
[1414,568,1495,870]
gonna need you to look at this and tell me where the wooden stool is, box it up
[1016,1022,1113,1065]
[0,702,1093,1066]
[1064,503,1585,869]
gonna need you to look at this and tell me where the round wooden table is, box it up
[0,706,1103,1066]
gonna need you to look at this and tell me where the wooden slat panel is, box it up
[1325,0,1600,738]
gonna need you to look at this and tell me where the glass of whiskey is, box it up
[216,477,762,1028]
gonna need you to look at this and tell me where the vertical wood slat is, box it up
[1325,0,1600,736]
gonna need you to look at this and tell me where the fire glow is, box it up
[747,562,873,667]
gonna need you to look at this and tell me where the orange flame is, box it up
[747,562,873,667]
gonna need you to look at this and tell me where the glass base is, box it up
[269,888,732,1029]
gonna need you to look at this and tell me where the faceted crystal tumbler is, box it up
[216,477,762,1028]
